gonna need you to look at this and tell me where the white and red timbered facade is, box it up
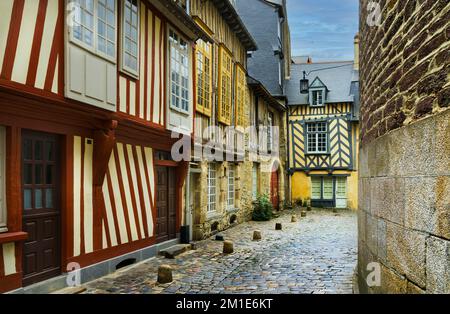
[0,0,208,293]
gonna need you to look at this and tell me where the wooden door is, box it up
[156,166,177,243]
[270,170,279,210]
[22,131,61,286]
[335,177,348,208]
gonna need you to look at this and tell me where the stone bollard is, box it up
[291,215,298,223]
[253,230,262,241]
[275,223,282,230]
[301,211,307,218]
[223,240,234,254]
[307,206,312,212]
[157,265,173,284]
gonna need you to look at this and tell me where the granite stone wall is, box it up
[358,0,449,293]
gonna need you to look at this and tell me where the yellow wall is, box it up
[291,170,358,210]
[347,171,358,210]
[292,172,311,202]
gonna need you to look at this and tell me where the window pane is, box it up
[84,28,93,45]
[107,0,114,10]
[46,165,53,184]
[23,139,32,160]
[46,189,53,208]
[24,164,32,185]
[45,142,54,161]
[35,164,43,184]
[311,177,321,200]
[98,20,105,36]
[35,141,43,160]
[107,41,115,57]
[35,189,43,209]
[107,25,114,41]
[98,4,106,20]
[107,10,115,26]
[24,189,32,209]
[323,178,333,199]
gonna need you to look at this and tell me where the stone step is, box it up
[159,244,191,259]
[52,287,87,294]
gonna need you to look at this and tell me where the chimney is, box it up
[354,33,360,70]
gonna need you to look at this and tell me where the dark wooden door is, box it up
[270,170,279,210]
[156,166,177,243]
[22,131,61,286]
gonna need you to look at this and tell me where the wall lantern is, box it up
[300,71,309,94]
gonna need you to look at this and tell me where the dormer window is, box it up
[308,77,327,107]
[312,90,323,106]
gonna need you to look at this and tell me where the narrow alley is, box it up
[75,209,356,294]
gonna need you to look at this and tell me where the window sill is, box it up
[305,152,331,156]
[170,105,190,116]
[0,231,28,244]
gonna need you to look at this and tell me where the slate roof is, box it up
[286,61,357,105]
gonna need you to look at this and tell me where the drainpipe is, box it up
[285,107,292,205]
[184,164,192,242]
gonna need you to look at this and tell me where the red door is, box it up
[22,131,61,286]
[271,170,279,210]
[155,166,177,243]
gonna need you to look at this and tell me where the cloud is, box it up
[287,0,359,62]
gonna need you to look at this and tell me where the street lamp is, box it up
[300,71,309,94]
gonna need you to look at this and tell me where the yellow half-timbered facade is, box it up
[286,60,360,210]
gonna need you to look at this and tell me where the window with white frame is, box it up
[72,0,117,60]
[311,90,324,106]
[169,29,189,113]
[227,165,235,210]
[252,164,258,201]
[121,0,139,76]
[0,126,6,232]
[306,122,328,154]
[207,164,217,212]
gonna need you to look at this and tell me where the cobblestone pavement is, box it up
[81,209,357,294]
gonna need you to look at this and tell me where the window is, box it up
[311,177,321,200]
[306,122,328,154]
[252,164,258,201]
[71,0,117,60]
[169,30,189,113]
[235,65,246,127]
[267,112,274,152]
[323,177,333,199]
[196,39,212,116]
[218,46,233,125]
[227,165,235,210]
[311,90,324,106]
[207,164,217,212]
[311,176,334,200]
[0,126,6,232]
[121,0,139,76]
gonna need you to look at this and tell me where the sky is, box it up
[287,0,359,62]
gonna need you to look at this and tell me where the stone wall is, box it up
[358,0,449,293]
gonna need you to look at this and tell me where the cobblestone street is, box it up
[76,209,357,294]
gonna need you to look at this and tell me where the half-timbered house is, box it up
[0,0,209,293]
[286,55,360,209]
[186,0,258,240]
